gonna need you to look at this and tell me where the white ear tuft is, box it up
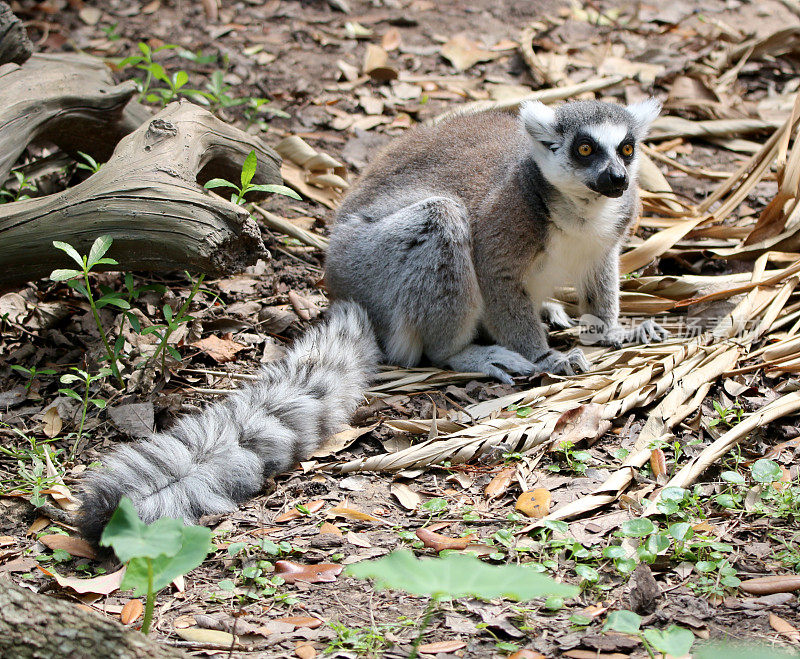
[626,98,661,136]
[520,100,557,143]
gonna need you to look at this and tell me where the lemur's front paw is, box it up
[580,317,670,348]
[532,347,590,376]
[540,301,576,330]
[481,346,536,384]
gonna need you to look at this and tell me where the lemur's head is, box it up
[519,99,661,199]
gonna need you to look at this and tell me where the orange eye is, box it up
[621,143,634,157]
[577,143,593,156]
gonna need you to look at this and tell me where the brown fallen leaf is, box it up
[274,560,343,584]
[192,335,246,363]
[515,489,551,518]
[120,599,144,625]
[175,627,237,646]
[770,613,800,643]
[39,534,96,559]
[390,483,422,510]
[319,522,343,535]
[550,404,611,448]
[440,35,500,71]
[418,640,467,654]
[275,499,325,523]
[295,642,317,659]
[382,28,402,51]
[277,616,325,629]
[42,407,62,438]
[41,565,126,595]
[288,291,318,320]
[485,466,516,499]
[650,448,667,482]
[739,575,800,595]
[508,651,546,659]
[328,505,383,523]
[416,528,477,552]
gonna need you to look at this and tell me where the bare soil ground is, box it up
[2,0,800,657]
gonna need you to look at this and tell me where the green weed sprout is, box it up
[50,236,126,386]
[59,366,112,460]
[10,365,56,392]
[604,610,694,659]
[204,149,301,205]
[100,498,212,634]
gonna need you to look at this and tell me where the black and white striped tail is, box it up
[77,301,378,545]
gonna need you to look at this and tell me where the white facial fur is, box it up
[626,98,661,138]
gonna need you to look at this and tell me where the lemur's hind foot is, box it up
[444,344,535,385]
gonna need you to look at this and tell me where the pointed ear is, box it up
[520,100,557,144]
[626,98,661,138]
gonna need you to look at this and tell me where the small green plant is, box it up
[552,440,592,474]
[327,620,413,655]
[59,366,111,459]
[0,170,37,202]
[0,424,63,506]
[10,364,57,392]
[604,610,694,659]
[243,97,290,130]
[75,151,103,174]
[139,272,205,371]
[118,42,180,101]
[50,236,126,386]
[708,400,744,428]
[100,22,122,41]
[204,149,300,205]
[348,550,578,659]
[100,498,212,634]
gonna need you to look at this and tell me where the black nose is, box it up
[595,167,628,197]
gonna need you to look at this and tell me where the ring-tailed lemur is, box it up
[78,100,667,542]
[326,98,668,383]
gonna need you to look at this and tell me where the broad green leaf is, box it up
[59,374,80,384]
[643,626,694,656]
[58,388,82,401]
[602,546,627,559]
[163,304,173,322]
[50,269,82,282]
[751,459,781,484]
[94,258,118,266]
[173,70,189,89]
[121,524,212,595]
[619,518,655,538]
[246,184,302,200]
[138,42,151,57]
[695,643,800,659]
[53,241,84,267]
[346,550,578,601]
[241,150,257,187]
[574,564,599,582]
[204,178,236,190]
[721,470,745,485]
[96,296,131,310]
[604,609,642,635]
[100,497,182,563]
[668,522,693,542]
[146,62,168,83]
[695,560,717,573]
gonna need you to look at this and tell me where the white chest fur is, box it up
[522,195,623,304]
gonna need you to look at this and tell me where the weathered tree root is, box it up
[0,578,187,659]
[0,52,153,181]
[0,101,281,286]
[0,1,33,66]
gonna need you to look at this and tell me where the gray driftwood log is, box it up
[0,101,281,286]
[0,1,33,66]
[0,578,187,659]
[0,52,153,182]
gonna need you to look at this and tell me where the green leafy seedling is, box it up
[604,610,694,659]
[0,170,37,203]
[59,366,112,459]
[101,498,212,634]
[204,149,301,205]
[10,365,57,392]
[75,151,103,174]
[50,236,126,386]
[348,550,578,658]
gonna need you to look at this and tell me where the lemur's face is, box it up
[520,99,661,199]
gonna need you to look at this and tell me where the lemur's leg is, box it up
[578,248,669,347]
[479,274,590,376]
[327,196,534,383]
